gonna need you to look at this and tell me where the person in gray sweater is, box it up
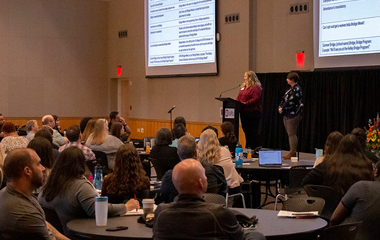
[38,147,139,236]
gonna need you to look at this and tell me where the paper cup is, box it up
[142,199,154,217]
[95,196,108,226]
[291,157,298,166]
[316,149,323,159]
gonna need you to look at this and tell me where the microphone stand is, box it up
[168,106,176,130]
[219,84,241,98]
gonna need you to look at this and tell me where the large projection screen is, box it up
[145,0,217,77]
[313,0,380,69]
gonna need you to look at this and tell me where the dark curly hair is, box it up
[101,144,149,199]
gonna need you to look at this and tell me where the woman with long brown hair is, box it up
[303,134,374,196]
[101,144,150,203]
[38,147,139,236]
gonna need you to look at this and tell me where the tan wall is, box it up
[0,0,110,117]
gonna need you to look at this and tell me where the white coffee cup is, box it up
[291,157,298,166]
[142,199,154,217]
[95,196,108,226]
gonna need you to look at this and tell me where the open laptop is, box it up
[259,150,287,167]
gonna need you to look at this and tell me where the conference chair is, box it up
[202,193,226,205]
[319,222,361,240]
[303,184,342,220]
[226,191,246,208]
[282,197,325,215]
[42,206,64,234]
[274,165,312,210]
[92,150,111,175]
[149,157,167,181]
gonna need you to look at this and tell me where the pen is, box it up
[134,194,137,212]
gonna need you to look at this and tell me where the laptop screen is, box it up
[259,150,282,165]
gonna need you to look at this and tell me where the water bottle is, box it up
[94,165,103,191]
[235,142,243,166]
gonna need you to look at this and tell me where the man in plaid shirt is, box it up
[58,125,95,161]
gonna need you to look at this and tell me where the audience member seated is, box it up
[153,159,265,240]
[28,137,55,194]
[313,131,343,167]
[198,129,243,194]
[302,134,374,196]
[219,121,238,156]
[110,122,127,142]
[330,160,380,240]
[25,119,39,141]
[169,123,186,148]
[38,147,139,236]
[352,127,379,163]
[59,125,95,161]
[0,122,29,154]
[35,127,60,160]
[101,144,150,203]
[0,113,4,141]
[80,117,93,133]
[109,111,131,135]
[149,128,180,180]
[81,119,96,144]
[85,119,123,170]
[173,116,186,128]
[0,144,5,189]
[161,135,227,203]
[52,115,64,136]
[0,148,68,240]
[41,115,67,147]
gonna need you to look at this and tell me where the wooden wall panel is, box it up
[4,117,246,147]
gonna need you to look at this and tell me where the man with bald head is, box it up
[160,135,227,203]
[0,149,68,239]
[42,115,67,147]
[153,159,265,240]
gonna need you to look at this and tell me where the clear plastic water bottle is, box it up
[235,142,243,166]
[94,165,103,191]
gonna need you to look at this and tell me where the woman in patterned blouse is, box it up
[278,72,303,159]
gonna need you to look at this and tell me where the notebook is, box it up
[259,150,283,167]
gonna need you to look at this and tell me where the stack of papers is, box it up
[277,210,319,218]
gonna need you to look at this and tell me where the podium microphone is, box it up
[219,84,241,97]
[168,106,176,113]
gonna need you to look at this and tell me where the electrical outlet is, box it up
[141,128,144,133]
[225,13,240,24]
[289,3,309,15]
[137,128,140,133]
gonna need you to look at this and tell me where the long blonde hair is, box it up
[242,70,261,88]
[197,129,221,164]
[82,119,96,143]
[90,119,108,145]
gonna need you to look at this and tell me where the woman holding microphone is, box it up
[236,71,263,150]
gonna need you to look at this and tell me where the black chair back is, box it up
[42,206,64,234]
[319,222,361,240]
[91,150,112,175]
[149,157,168,181]
[202,193,226,205]
[282,197,325,215]
[304,184,341,220]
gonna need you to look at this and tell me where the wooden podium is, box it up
[215,97,245,141]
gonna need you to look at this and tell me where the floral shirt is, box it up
[278,84,302,118]
[0,136,29,154]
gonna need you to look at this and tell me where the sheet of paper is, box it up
[277,210,318,217]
